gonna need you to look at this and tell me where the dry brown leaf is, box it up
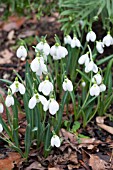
[7,30,15,40]
[89,155,109,170]
[48,168,61,170]
[0,152,21,170]
[1,16,26,31]
[60,128,77,143]
[25,162,44,170]
[96,116,113,135]
[0,49,13,64]
[68,152,78,164]
[18,30,38,38]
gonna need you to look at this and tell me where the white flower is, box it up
[103,34,113,47]
[81,82,86,87]
[90,84,100,96]
[44,98,59,115]
[35,41,50,56]
[0,123,3,133]
[10,79,25,95]
[50,45,68,60]
[51,135,61,147]
[28,93,47,109]
[92,73,102,85]
[0,103,4,113]
[71,37,81,48]
[64,35,72,45]
[38,80,53,96]
[62,78,73,92]
[85,61,98,73]
[96,41,104,54]
[78,53,89,66]
[5,95,14,107]
[16,46,27,61]
[99,84,106,92]
[86,31,96,42]
[31,57,47,76]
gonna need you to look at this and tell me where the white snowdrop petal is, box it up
[0,103,4,113]
[0,123,3,133]
[67,80,73,91]
[50,45,56,56]
[75,39,81,47]
[49,100,59,115]
[96,42,104,54]
[71,39,76,48]
[38,82,44,92]
[78,54,88,65]
[39,95,47,106]
[90,31,96,42]
[42,83,51,96]
[51,135,60,147]
[16,46,27,59]
[35,42,43,52]
[87,61,94,72]
[93,64,98,73]
[43,43,50,55]
[10,82,17,94]
[90,86,95,96]
[100,84,106,92]
[31,58,39,72]
[86,32,90,42]
[28,96,37,109]
[64,35,72,45]
[19,83,25,94]
[94,74,102,85]
[103,34,113,47]
[62,81,67,91]
[43,100,49,112]
[5,96,12,107]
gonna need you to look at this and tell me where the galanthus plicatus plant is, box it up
[0,31,113,159]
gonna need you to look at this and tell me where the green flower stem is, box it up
[76,72,93,120]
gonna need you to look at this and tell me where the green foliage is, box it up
[1,0,58,19]
[59,0,113,34]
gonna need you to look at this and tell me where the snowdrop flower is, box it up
[50,44,68,60]
[38,79,53,96]
[28,93,47,109]
[71,37,81,48]
[103,33,113,47]
[90,84,100,96]
[64,35,72,45]
[85,61,98,73]
[0,123,3,133]
[51,135,61,147]
[35,41,50,56]
[62,77,73,92]
[0,103,4,113]
[99,84,106,92]
[86,30,96,42]
[16,46,27,61]
[31,57,47,76]
[10,78,25,95]
[78,53,89,66]
[5,89,14,107]
[44,98,59,115]
[81,81,86,87]
[92,73,102,85]
[96,41,104,54]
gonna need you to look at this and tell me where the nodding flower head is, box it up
[16,46,27,61]
[103,33,113,47]
[71,36,81,48]
[96,41,104,54]
[86,30,96,42]
[35,41,50,56]
[5,89,14,107]
[51,134,61,147]
[44,97,59,115]
[64,35,72,45]
[50,44,68,60]
[30,57,47,76]
[38,79,53,96]
[62,77,73,92]
[10,78,25,95]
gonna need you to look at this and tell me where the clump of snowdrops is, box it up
[0,31,113,158]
